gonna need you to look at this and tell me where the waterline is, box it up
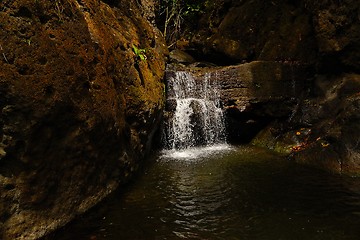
[161,144,233,160]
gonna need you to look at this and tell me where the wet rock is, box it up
[180,0,359,174]
[0,0,166,239]
[188,62,217,68]
[252,74,360,175]
[165,99,177,112]
[166,61,312,143]
[251,122,313,155]
[169,49,196,64]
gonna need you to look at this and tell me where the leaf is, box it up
[132,45,147,61]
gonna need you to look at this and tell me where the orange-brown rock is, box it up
[0,0,167,239]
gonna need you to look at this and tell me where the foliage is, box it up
[22,38,32,45]
[157,0,206,47]
[132,45,147,61]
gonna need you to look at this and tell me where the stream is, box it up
[51,68,360,240]
[53,145,360,240]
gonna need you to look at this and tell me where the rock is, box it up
[191,0,317,64]
[166,61,312,143]
[181,0,360,174]
[169,49,196,64]
[165,99,177,112]
[251,121,313,155]
[188,62,217,68]
[0,0,166,239]
[189,0,359,71]
[252,74,360,175]
[214,61,310,111]
[294,76,360,175]
[304,0,360,72]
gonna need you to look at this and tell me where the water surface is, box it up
[53,145,360,240]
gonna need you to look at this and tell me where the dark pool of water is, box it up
[52,145,360,240]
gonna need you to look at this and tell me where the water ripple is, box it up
[54,146,360,240]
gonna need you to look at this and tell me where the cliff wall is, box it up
[177,0,359,174]
[0,0,167,239]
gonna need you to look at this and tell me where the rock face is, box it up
[252,74,360,175]
[303,0,360,72]
[190,0,317,64]
[214,62,311,142]
[293,74,360,175]
[180,0,360,173]
[0,0,166,239]
[169,49,196,64]
[189,0,359,71]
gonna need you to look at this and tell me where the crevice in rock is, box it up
[12,6,33,19]
[17,65,33,76]
[225,110,273,144]
[101,0,119,7]
[185,48,244,66]
[134,62,145,86]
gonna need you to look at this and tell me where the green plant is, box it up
[132,45,147,61]
[22,38,31,45]
[183,2,202,15]
[157,0,205,46]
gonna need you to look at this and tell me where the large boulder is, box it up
[190,0,317,64]
[252,74,360,175]
[292,74,360,175]
[188,0,359,71]
[0,0,167,239]
[303,0,360,72]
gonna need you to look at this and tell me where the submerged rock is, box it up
[0,0,166,239]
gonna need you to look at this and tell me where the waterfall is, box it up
[164,71,226,151]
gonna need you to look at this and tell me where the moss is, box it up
[0,0,167,238]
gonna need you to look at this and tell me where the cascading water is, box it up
[163,70,227,158]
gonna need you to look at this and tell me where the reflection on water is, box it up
[53,145,360,240]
